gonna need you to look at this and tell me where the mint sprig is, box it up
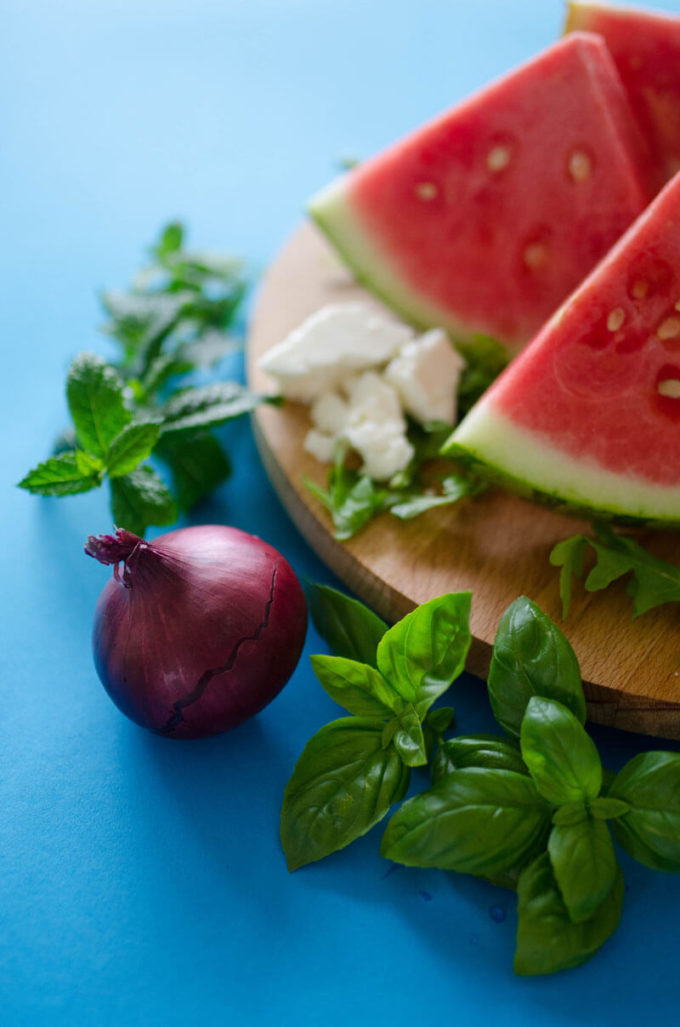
[283,585,680,976]
[18,222,279,535]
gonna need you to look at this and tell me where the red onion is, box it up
[85,525,307,739]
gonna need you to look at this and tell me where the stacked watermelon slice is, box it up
[308,2,680,525]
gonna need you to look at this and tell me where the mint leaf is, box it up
[381,767,551,879]
[309,655,400,718]
[488,597,586,737]
[550,522,680,620]
[155,431,231,512]
[280,717,410,871]
[307,582,387,667]
[520,697,602,805]
[158,382,274,435]
[514,853,624,975]
[18,451,103,496]
[66,352,131,458]
[153,221,184,258]
[109,465,177,536]
[608,751,680,872]
[105,421,160,478]
[548,817,618,923]
[376,592,471,719]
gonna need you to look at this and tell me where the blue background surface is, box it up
[3,1,680,1023]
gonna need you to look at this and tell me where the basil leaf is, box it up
[381,767,551,878]
[590,797,630,821]
[431,734,527,784]
[514,852,624,975]
[280,717,410,871]
[17,451,102,496]
[105,421,161,478]
[520,697,602,804]
[376,592,471,718]
[66,352,131,458]
[155,431,231,512]
[309,655,399,718]
[306,583,387,667]
[488,597,585,737]
[385,705,428,767]
[548,818,618,923]
[552,802,588,827]
[159,382,273,435]
[109,465,177,536]
[608,751,680,872]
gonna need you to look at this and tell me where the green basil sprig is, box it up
[280,589,471,871]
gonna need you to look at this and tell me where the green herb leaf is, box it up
[389,473,476,519]
[305,465,387,541]
[548,817,618,923]
[431,734,527,783]
[514,852,624,975]
[109,465,177,536]
[105,421,161,478]
[386,705,428,767]
[155,431,231,512]
[280,717,410,871]
[153,221,184,258]
[488,597,585,738]
[589,796,630,820]
[454,334,508,420]
[158,382,274,435]
[306,582,387,667]
[66,352,131,458]
[309,655,400,718]
[520,697,602,805]
[608,751,680,872]
[17,451,103,496]
[376,592,471,719]
[552,802,588,827]
[381,767,551,879]
[551,522,680,619]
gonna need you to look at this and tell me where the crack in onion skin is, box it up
[86,525,308,739]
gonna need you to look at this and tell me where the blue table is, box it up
[3,1,680,1023]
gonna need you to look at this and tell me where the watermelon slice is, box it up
[309,33,653,355]
[565,1,680,189]
[445,169,680,525]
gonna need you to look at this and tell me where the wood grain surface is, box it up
[247,221,680,739]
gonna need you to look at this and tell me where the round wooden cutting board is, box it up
[248,221,680,739]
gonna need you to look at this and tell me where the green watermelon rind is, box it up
[445,403,680,528]
[308,180,515,363]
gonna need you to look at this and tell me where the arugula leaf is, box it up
[520,697,602,805]
[550,522,680,619]
[514,853,624,975]
[109,465,177,536]
[309,655,400,718]
[155,431,231,512]
[608,751,680,872]
[488,596,586,737]
[381,767,551,879]
[389,473,478,519]
[376,592,471,719]
[105,421,161,478]
[66,353,130,458]
[18,451,103,496]
[548,818,618,923]
[455,334,508,419]
[305,462,387,541]
[306,582,387,667]
[280,717,410,871]
[431,734,527,783]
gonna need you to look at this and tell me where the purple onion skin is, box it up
[88,525,308,739]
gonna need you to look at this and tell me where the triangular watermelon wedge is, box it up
[445,169,680,525]
[565,1,680,189]
[309,33,653,356]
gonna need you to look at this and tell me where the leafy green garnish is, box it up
[18,222,278,535]
[550,521,680,619]
[285,582,680,975]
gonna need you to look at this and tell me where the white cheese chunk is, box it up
[342,372,414,480]
[384,328,465,425]
[257,301,414,402]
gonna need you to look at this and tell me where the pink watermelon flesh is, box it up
[565,2,680,190]
[309,33,653,354]
[448,169,680,521]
